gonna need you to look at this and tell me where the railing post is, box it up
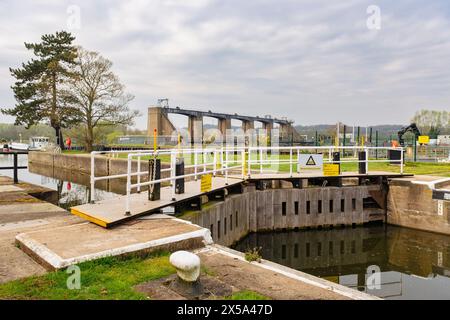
[125,155,131,216]
[90,152,95,203]
[13,153,18,184]
[248,147,252,178]
[171,149,176,200]
[137,156,141,193]
[225,149,229,185]
[241,149,245,179]
[259,146,263,174]
[289,148,293,177]
[213,150,217,177]
[365,147,369,174]
[400,148,404,174]
[194,150,198,181]
[203,150,207,173]
[297,149,300,173]
[220,147,224,174]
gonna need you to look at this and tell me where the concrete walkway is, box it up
[0,175,81,283]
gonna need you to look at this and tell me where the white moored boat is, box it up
[9,142,29,151]
[29,137,50,151]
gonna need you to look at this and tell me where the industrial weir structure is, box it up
[147,105,303,144]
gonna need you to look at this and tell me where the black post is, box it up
[175,158,185,194]
[414,134,417,162]
[332,152,341,174]
[358,151,367,174]
[343,125,347,147]
[315,131,318,146]
[369,127,373,144]
[375,131,379,160]
[148,159,161,201]
[13,153,18,184]
[357,127,360,146]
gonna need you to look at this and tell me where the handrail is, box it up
[88,145,405,215]
[0,150,28,183]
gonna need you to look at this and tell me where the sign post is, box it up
[201,174,212,193]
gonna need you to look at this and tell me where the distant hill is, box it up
[294,124,405,143]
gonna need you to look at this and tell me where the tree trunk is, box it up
[85,125,94,153]
[54,126,64,150]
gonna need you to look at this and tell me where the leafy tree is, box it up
[411,110,450,139]
[1,31,80,148]
[69,47,139,152]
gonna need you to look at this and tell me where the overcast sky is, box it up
[1,0,450,129]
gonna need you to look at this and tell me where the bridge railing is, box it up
[89,145,404,215]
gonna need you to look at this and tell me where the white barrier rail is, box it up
[89,145,404,215]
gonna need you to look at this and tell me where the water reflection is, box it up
[0,154,118,208]
[234,225,450,299]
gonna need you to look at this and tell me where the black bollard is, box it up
[332,152,341,174]
[175,158,185,194]
[358,151,367,174]
[148,159,161,201]
[13,153,18,184]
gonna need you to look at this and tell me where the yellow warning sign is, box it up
[418,136,430,145]
[201,174,212,193]
[323,164,340,176]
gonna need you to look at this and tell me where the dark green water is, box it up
[233,225,450,299]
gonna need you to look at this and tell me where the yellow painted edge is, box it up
[70,208,109,228]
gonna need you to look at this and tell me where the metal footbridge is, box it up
[71,145,408,228]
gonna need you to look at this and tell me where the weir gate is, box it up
[71,146,410,232]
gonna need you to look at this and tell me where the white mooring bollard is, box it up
[169,251,201,282]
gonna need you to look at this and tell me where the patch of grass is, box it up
[0,253,175,300]
[62,150,88,155]
[227,290,269,300]
[244,247,262,263]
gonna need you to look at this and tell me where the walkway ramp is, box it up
[71,177,243,228]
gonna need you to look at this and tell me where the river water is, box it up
[0,154,118,209]
[234,225,450,300]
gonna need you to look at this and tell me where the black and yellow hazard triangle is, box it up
[306,156,316,166]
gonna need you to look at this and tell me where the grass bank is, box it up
[0,252,268,300]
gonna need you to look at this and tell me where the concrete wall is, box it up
[181,184,384,247]
[387,179,450,235]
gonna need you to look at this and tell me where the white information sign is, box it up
[298,154,323,169]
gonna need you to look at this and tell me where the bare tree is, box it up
[70,47,139,152]
[411,110,450,138]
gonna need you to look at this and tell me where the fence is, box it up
[89,145,404,215]
[0,150,28,183]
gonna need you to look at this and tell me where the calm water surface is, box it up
[0,154,118,209]
[234,225,450,300]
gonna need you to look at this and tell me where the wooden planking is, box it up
[71,177,243,228]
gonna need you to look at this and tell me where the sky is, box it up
[1,0,450,130]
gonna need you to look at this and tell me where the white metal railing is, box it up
[88,145,404,215]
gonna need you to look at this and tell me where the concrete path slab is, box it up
[0,185,23,193]
[196,245,379,300]
[16,217,213,270]
[0,203,69,224]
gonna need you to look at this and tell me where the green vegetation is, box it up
[244,247,263,263]
[0,252,270,300]
[0,253,175,300]
[62,150,88,155]
[2,31,79,149]
[227,290,269,300]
